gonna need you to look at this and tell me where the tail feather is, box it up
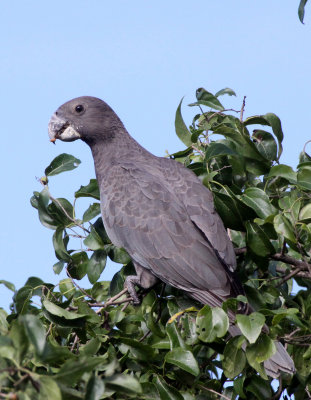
[229,325,295,378]
[264,341,295,378]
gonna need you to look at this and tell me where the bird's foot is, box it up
[124,276,141,305]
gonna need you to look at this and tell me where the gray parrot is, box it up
[48,96,295,378]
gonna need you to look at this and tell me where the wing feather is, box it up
[99,159,240,304]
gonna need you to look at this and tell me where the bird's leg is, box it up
[125,263,159,305]
[125,275,143,305]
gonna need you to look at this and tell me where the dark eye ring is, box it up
[75,105,84,113]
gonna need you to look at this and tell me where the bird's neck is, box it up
[88,128,151,184]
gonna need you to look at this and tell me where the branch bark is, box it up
[235,247,311,272]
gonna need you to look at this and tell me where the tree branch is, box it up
[235,247,311,272]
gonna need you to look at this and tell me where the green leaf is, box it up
[140,383,161,400]
[0,309,9,334]
[233,375,246,398]
[223,336,246,378]
[45,153,81,176]
[43,299,86,320]
[108,246,131,264]
[56,356,106,384]
[0,337,16,362]
[297,166,311,190]
[165,348,199,376]
[8,320,29,363]
[83,203,101,222]
[53,228,71,261]
[0,279,15,292]
[299,203,311,221]
[105,374,142,395]
[120,337,156,361]
[109,271,124,297]
[215,87,236,97]
[196,305,229,342]
[36,187,58,229]
[240,187,276,219]
[245,221,275,256]
[252,130,277,161]
[189,87,224,111]
[39,376,62,400]
[14,286,33,314]
[213,192,245,230]
[267,164,297,183]
[246,336,276,380]
[49,197,75,227]
[145,299,166,338]
[85,374,105,400]
[75,179,100,200]
[245,375,272,398]
[298,0,308,23]
[274,214,297,243]
[84,226,105,250]
[80,338,102,357]
[205,142,237,160]
[53,260,65,274]
[59,278,76,299]
[244,113,283,160]
[166,321,187,350]
[21,315,46,356]
[236,312,265,343]
[175,98,192,147]
[154,376,184,400]
[87,250,107,284]
[67,251,89,280]
[248,335,276,363]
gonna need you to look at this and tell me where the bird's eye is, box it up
[75,105,84,113]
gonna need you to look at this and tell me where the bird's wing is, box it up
[99,161,239,305]
[158,157,237,272]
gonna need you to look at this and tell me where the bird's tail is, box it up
[229,325,295,378]
[263,341,295,378]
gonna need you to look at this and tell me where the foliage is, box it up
[298,0,309,23]
[2,88,311,399]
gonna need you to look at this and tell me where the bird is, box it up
[48,96,295,378]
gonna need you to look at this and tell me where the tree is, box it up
[1,87,311,399]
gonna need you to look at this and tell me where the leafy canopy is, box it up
[2,88,311,399]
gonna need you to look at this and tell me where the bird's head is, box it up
[48,96,121,145]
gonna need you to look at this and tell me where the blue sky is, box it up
[0,1,310,310]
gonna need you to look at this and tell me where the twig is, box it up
[66,268,96,301]
[192,145,205,157]
[49,193,90,234]
[240,96,246,122]
[272,253,311,272]
[70,333,79,352]
[89,297,133,308]
[95,288,130,314]
[275,267,302,287]
[107,288,128,303]
[121,301,131,311]
[235,247,311,272]
[139,329,152,342]
[234,247,247,255]
[271,376,283,400]
[13,373,29,388]
[29,374,40,392]
[197,384,232,400]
